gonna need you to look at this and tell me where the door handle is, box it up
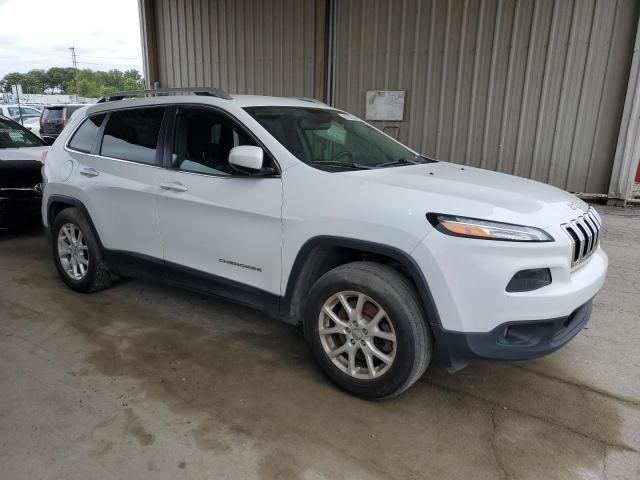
[79,167,100,177]
[160,182,189,192]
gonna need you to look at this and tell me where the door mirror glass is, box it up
[228,146,264,173]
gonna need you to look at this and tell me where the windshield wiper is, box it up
[376,155,436,168]
[311,160,374,170]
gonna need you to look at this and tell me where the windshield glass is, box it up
[244,106,432,170]
[0,118,44,148]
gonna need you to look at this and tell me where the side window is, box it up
[68,114,106,153]
[100,107,165,164]
[172,108,258,176]
[23,107,40,116]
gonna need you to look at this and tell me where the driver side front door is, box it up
[156,106,283,307]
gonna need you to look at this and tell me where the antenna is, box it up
[69,47,79,99]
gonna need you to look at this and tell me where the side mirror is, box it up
[228,145,264,173]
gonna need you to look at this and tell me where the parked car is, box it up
[22,117,41,138]
[0,104,43,123]
[39,104,85,143]
[0,115,47,228]
[41,89,608,398]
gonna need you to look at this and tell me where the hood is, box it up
[343,161,588,227]
[0,146,48,162]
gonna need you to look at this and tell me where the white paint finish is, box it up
[43,94,608,336]
[156,169,283,294]
[228,145,264,172]
[67,152,163,258]
[0,146,47,162]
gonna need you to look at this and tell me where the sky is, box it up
[0,0,143,78]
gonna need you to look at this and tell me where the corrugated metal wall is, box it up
[151,0,325,98]
[333,0,639,194]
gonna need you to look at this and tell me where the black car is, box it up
[39,104,85,143]
[0,115,47,228]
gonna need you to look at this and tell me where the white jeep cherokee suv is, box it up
[42,88,608,398]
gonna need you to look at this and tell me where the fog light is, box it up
[506,268,552,292]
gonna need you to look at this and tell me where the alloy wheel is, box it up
[318,290,397,379]
[57,222,89,281]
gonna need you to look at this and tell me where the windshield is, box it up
[244,106,432,170]
[0,118,45,148]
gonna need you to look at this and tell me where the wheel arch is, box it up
[281,236,442,330]
[47,195,104,249]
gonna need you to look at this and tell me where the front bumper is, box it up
[410,220,607,370]
[432,300,592,370]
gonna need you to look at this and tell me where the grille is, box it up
[561,207,602,269]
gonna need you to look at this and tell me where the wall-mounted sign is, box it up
[365,90,405,121]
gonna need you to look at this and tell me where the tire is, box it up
[51,207,112,293]
[303,261,432,399]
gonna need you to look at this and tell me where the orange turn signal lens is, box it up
[439,221,491,238]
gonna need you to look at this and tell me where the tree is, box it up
[0,67,145,96]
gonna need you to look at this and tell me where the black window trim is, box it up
[65,105,167,168]
[162,103,281,178]
[65,112,107,154]
[64,103,281,176]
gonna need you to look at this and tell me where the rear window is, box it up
[68,114,106,153]
[100,107,165,164]
[0,118,45,148]
[43,108,64,121]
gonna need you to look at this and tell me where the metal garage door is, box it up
[150,0,327,100]
[331,0,640,194]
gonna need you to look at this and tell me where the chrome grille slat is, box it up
[572,219,586,264]
[561,207,601,269]
[583,215,597,253]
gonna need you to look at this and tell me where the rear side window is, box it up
[68,114,106,153]
[100,108,165,164]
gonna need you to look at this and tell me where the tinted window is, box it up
[68,114,106,153]
[245,107,423,171]
[0,118,45,148]
[101,108,165,164]
[65,106,82,119]
[172,108,257,176]
[43,107,64,121]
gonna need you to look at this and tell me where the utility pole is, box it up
[69,46,79,100]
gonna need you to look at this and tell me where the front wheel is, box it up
[303,261,432,399]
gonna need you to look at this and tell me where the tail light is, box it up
[40,149,48,164]
[62,109,68,127]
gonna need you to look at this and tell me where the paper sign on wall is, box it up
[365,90,405,121]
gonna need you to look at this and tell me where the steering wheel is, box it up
[331,150,353,163]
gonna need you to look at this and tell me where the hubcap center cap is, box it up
[352,329,364,340]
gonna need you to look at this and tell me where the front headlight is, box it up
[427,213,553,242]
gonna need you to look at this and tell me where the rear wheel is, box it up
[51,207,112,293]
[304,261,432,398]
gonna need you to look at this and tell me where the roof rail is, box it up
[96,87,231,103]
[292,96,327,105]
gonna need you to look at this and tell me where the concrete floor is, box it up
[0,207,639,480]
